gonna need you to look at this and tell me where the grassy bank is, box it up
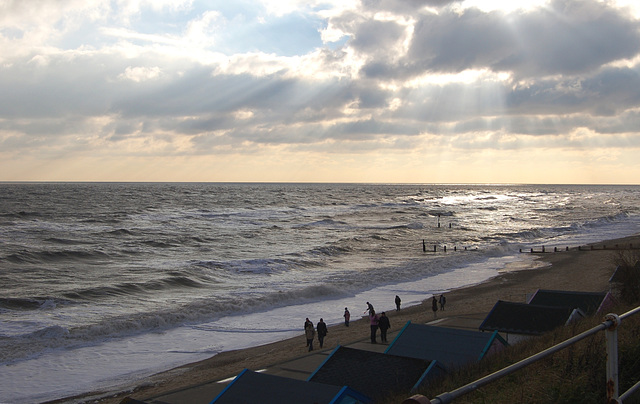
[382,247,640,404]
[402,304,640,404]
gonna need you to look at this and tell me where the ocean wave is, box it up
[142,240,180,248]
[296,219,350,228]
[192,258,298,275]
[0,211,42,219]
[5,249,110,264]
[0,297,63,311]
[2,271,394,363]
[389,222,424,230]
[490,228,547,241]
[31,325,70,339]
[80,216,122,224]
[62,275,206,301]
[583,212,630,228]
[0,283,347,365]
[105,228,136,236]
[45,237,95,245]
[311,244,353,256]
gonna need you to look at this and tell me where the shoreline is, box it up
[52,234,639,404]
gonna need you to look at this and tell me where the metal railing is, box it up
[413,306,640,404]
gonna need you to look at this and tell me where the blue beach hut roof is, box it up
[385,321,508,369]
[307,346,445,399]
[527,289,610,315]
[210,368,371,404]
[479,300,584,336]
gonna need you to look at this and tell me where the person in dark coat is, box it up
[305,321,315,351]
[304,318,312,346]
[378,312,391,343]
[343,307,350,327]
[432,296,438,318]
[439,294,446,311]
[364,301,374,315]
[395,295,401,311]
[316,318,328,348]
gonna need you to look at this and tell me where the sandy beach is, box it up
[55,234,639,404]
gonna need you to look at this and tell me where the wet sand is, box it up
[52,235,639,404]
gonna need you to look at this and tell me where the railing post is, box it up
[605,313,621,403]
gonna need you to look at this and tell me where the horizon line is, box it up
[1,181,639,186]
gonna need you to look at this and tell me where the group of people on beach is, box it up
[305,293,446,349]
[304,317,328,351]
[364,301,391,344]
[432,294,446,317]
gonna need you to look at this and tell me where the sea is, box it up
[1,183,639,403]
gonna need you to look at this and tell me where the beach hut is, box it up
[385,321,508,369]
[479,300,585,343]
[526,289,613,315]
[210,369,372,404]
[307,346,445,400]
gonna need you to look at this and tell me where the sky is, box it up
[1,0,640,184]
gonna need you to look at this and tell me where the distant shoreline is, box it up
[3,181,640,186]
[51,234,639,404]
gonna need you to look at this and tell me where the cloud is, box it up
[362,0,640,80]
[1,0,640,182]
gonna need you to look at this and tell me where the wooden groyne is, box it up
[521,243,639,254]
[422,243,639,254]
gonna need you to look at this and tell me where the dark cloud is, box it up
[360,0,640,80]
[592,110,640,135]
[502,66,640,116]
[350,19,407,55]
[579,66,640,115]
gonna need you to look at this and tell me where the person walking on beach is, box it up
[395,295,401,311]
[432,296,438,318]
[305,321,316,351]
[304,318,312,346]
[369,310,379,344]
[344,307,350,327]
[378,312,390,343]
[364,301,375,315]
[317,318,328,348]
[439,294,446,311]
